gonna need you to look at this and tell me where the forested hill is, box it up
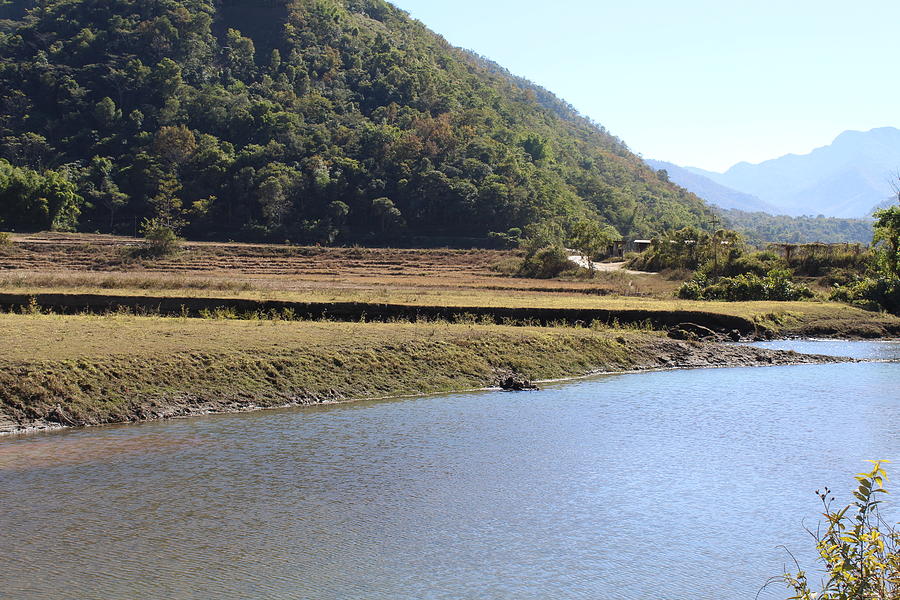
[0,0,714,244]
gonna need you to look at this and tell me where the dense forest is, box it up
[0,0,715,245]
[718,208,874,245]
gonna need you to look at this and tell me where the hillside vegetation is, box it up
[719,208,874,245]
[0,0,713,245]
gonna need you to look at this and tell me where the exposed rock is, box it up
[668,322,719,341]
[499,376,539,391]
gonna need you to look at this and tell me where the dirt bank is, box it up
[0,315,849,435]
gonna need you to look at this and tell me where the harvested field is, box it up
[0,232,678,297]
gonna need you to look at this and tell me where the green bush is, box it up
[713,250,782,278]
[678,268,813,301]
[830,275,900,314]
[676,278,705,300]
[135,219,181,258]
[0,231,11,253]
[517,245,572,279]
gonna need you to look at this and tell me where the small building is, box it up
[629,239,652,253]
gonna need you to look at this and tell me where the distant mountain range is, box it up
[649,127,900,218]
[644,160,777,213]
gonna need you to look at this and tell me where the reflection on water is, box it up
[1,340,899,599]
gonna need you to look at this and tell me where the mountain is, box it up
[685,127,900,218]
[644,159,776,213]
[0,0,713,244]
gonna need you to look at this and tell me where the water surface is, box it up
[1,340,899,599]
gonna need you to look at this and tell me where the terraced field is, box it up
[0,232,674,297]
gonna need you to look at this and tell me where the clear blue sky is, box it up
[390,0,900,172]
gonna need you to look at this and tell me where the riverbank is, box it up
[0,313,849,435]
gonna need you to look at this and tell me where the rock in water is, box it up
[500,376,539,391]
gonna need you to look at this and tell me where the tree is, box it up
[150,172,184,230]
[0,160,81,231]
[521,220,566,257]
[570,219,622,267]
[521,134,550,162]
[873,205,900,278]
[371,197,404,237]
[93,97,121,128]
[83,156,127,230]
[153,125,197,168]
[224,29,256,80]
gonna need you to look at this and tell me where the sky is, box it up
[389,0,900,172]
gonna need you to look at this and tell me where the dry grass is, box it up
[1,232,898,338]
[0,231,677,298]
[0,312,545,362]
[0,271,254,292]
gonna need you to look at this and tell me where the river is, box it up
[1,340,899,599]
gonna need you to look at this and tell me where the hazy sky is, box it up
[390,0,900,172]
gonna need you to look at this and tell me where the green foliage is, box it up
[873,205,900,278]
[830,275,900,314]
[720,208,875,245]
[779,461,900,600]
[521,220,567,257]
[0,159,81,231]
[517,245,572,279]
[0,0,714,244]
[780,243,873,277]
[710,250,783,278]
[628,227,744,272]
[487,227,522,249]
[826,206,900,314]
[0,230,11,252]
[678,268,814,301]
[137,218,181,257]
[569,219,621,263]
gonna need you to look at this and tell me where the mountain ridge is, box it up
[645,159,776,213]
[682,127,900,218]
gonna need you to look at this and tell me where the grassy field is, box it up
[0,313,644,431]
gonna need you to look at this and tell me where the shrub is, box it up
[678,268,814,301]
[0,231,11,253]
[517,245,572,279]
[675,278,705,300]
[830,275,900,314]
[777,461,900,600]
[136,219,181,258]
[714,250,783,278]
